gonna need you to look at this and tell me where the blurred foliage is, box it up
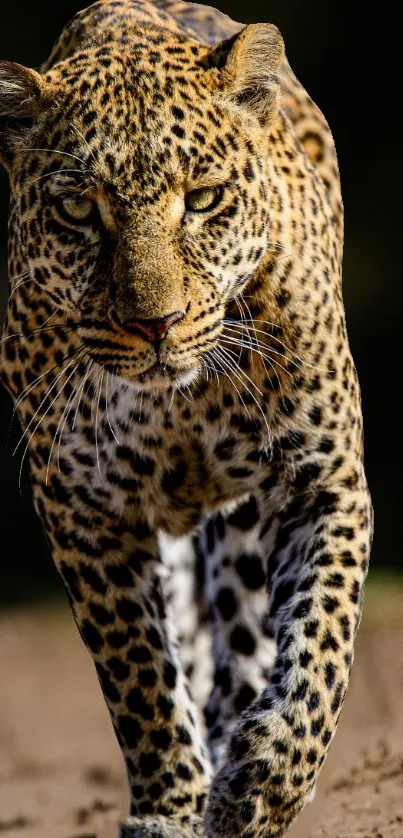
[0,1,400,605]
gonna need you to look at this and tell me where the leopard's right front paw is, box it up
[120,815,205,838]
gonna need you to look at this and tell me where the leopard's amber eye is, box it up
[185,186,223,213]
[59,196,95,223]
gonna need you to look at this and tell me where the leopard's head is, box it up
[0,20,284,390]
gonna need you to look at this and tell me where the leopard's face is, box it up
[10,34,274,390]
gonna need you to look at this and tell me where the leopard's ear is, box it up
[211,24,285,125]
[0,60,45,167]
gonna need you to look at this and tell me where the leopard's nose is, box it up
[122,311,184,343]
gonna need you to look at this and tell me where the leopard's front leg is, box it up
[33,478,211,833]
[206,465,372,838]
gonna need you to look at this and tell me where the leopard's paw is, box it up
[120,815,205,838]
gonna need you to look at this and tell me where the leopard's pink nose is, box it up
[123,311,184,343]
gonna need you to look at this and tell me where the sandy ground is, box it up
[1,589,403,838]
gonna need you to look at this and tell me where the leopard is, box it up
[0,1,373,836]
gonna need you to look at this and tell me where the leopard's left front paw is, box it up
[120,815,205,838]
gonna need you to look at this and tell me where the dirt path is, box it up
[1,603,403,838]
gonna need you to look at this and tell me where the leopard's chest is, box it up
[27,380,281,536]
[100,395,277,533]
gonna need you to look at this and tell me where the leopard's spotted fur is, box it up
[0,2,372,836]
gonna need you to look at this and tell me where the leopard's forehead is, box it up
[32,33,261,210]
[52,29,210,91]
[44,31,224,142]
[34,31,260,194]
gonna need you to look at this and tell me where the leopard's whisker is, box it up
[212,348,273,453]
[213,345,256,413]
[42,357,87,486]
[13,345,86,455]
[5,312,66,446]
[105,370,121,445]
[177,385,192,404]
[168,386,176,413]
[220,335,292,387]
[8,275,37,299]
[70,123,98,170]
[225,319,315,369]
[226,314,283,330]
[266,240,285,251]
[219,343,264,396]
[186,382,194,401]
[8,268,32,283]
[0,316,75,347]
[233,296,253,354]
[224,335,283,393]
[47,361,87,480]
[228,297,249,367]
[202,354,219,387]
[29,167,85,185]
[94,369,105,477]
[56,363,91,469]
[239,292,261,366]
[210,347,253,423]
[12,330,78,418]
[21,147,88,166]
[72,360,95,430]
[217,344,273,446]
[0,331,27,346]
[17,348,86,489]
[222,330,300,375]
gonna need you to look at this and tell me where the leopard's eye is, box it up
[59,196,95,223]
[185,186,223,213]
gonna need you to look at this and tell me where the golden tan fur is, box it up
[0,3,371,837]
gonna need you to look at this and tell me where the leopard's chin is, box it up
[91,356,201,392]
[135,361,200,391]
[111,361,201,392]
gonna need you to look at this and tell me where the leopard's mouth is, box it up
[84,340,201,390]
[136,360,199,390]
[138,360,177,380]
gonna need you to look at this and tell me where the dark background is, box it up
[0,1,400,605]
